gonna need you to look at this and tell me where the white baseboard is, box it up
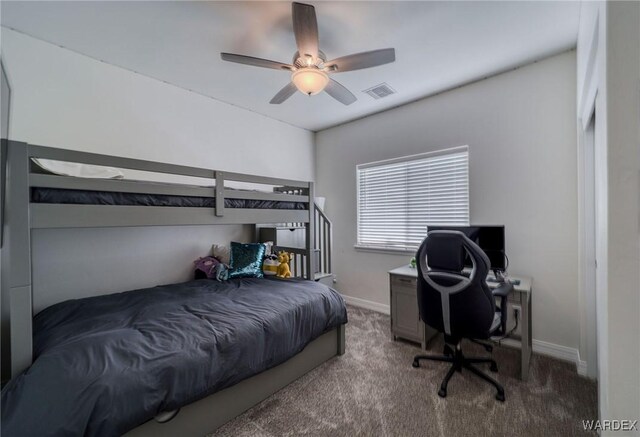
[534,341,588,376]
[534,339,580,364]
[341,294,390,315]
[343,294,588,376]
[498,338,588,376]
[575,349,589,377]
[577,359,588,377]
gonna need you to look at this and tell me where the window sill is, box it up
[353,245,416,256]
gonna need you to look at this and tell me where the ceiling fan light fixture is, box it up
[291,68,329,95]
[221,3,395,105]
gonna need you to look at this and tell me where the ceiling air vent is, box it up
[363,83,396,100]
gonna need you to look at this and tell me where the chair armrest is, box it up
[492,283,513,298]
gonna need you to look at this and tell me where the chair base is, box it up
[412,342,505,402]
[469,338,493,352]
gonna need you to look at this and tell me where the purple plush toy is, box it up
[194,256,229,281]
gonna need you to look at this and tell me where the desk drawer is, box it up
[390,275,417,288]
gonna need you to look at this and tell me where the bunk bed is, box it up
[0,139,346,436]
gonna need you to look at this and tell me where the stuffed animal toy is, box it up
[262,254,279,276]
[215,263,230,281]
[276,251,292,279]
[194,256,229,281]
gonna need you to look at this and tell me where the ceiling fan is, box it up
[221,2,396,105]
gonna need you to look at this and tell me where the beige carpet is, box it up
[210,305,598,437]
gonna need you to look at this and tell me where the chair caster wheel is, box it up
[490,363,498,372]
[438,388,447,398]
[412,360,420,368]
[496,392,505,402]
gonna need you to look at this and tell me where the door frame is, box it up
[577,105,598,379]
[576,12,601,379]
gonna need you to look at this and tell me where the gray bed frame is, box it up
[1,139,345,435]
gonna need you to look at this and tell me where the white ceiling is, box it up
[1,1,580,131]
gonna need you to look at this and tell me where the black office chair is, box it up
[412,230,513,401]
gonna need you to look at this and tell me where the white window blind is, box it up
[356,147,469,251]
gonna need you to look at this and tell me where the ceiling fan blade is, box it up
[292,2,319,60]
[324,79,356,105]
[270,82,298,104]
[221,53,293,71]
[325,48,396,72]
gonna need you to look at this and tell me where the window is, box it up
[356,146,469,252]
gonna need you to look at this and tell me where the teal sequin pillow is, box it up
[228,242,266,279]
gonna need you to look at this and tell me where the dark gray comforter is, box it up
[1,278,347,437]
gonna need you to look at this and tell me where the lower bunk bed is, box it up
[1,277,347,437]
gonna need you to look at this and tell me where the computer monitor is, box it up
[426,225,506,271]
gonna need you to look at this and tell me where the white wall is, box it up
[316,51,579,352]
[577,2,640,428]
[0,29,314,378]
[604,2,640,426]
[1,29,314,181]
[30,226,251,313]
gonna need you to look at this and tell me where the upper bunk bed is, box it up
[18,142,313,229]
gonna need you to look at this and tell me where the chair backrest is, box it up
[416,230,496,340]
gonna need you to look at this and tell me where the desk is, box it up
[388,265,533,381]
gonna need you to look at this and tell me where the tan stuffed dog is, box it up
[276,251,292,279]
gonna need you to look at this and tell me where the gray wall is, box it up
[315,51,579,351]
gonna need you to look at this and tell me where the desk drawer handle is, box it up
[398,278,413,283]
